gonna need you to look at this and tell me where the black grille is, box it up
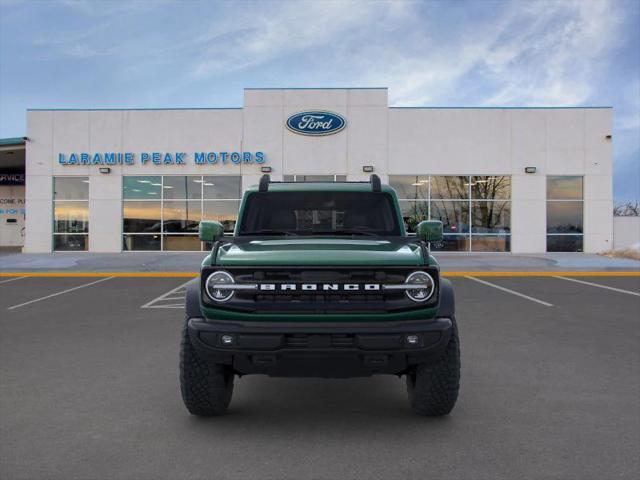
[201,266,439,313]
[285,334,356,348]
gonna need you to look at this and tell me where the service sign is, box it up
[0,173,25,185]
[286,111,346,136]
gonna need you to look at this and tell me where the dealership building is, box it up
[0,88,614,253]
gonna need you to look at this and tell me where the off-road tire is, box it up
[406,316,460,416]
[180,318,234,416]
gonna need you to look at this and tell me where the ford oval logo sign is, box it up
[286,111,346,136]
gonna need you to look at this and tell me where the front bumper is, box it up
[188,317,452,378]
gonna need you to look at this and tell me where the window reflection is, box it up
[471,176,511,200]
[547,202,583,233]
[123,201,161,232]
[123,235,160,251]
[54,235,88,251]
[471,201,510,233]
[54,177,89,200]
[54,201,89,233]
[123,176,161,199]
[431,176,469,199]
[163,235,201,251]
[547,176,583,200]
[547,235,583,252]
[471,235,510,252]
[203,176,241,199]
[398,200,428,233]
[389,176,429,200]
[163,176,202,200]
[430,235,470,252]
[163,200,201,233]
[203,200,241,232]
[430,201,469,234]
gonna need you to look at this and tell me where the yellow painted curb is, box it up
[0,272,198,278]
[0,271,638,278]
[441,271,640,277]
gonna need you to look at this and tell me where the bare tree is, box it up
[613,201,639,216]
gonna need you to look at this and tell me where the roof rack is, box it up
[258,174,382,193]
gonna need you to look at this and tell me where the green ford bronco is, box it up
[180,175,460,416]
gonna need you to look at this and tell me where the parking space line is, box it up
[0,276,26,284]
[6,277,114,310]
[555,276,640,297]
[141,281,191,309]
[465,276,554,307]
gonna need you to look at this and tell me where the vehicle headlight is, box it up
[205,271,235,302]
[405,271,435,302]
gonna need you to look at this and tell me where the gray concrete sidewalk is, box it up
[0,250,638,272]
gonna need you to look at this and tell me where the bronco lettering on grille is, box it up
[258,283,381,292]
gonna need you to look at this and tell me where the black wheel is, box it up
[406,316,460,416]
[180,318,234,416]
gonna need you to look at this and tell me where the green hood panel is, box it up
[214,238,425,266]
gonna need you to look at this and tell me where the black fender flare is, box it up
[185,278,203,318]
[437,277,455,318]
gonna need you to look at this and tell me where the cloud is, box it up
[356,0,623,107]
[188,1,408,79]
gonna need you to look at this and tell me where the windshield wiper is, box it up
[240,229,298,236]
[307,229,378,237]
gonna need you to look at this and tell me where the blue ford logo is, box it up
[286,111,346,136]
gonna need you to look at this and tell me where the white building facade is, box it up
[23,88,613,253]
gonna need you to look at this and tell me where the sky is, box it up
[0,0,638,203]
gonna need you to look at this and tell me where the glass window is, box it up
[430,201,469,234]
[54,234,88,251]
[54,202,89,233]
[547,202,583,233]
[202,200,240,233]
[471,201,510,233]
[53,177,89,200]
[162,234,201,251]
[471,176,511,200]
[162,176,202,200]
[163,200,201,233]
[398,200,428,233]
[283,175,346,183]
[471,235,511,252]
[123,201,161,233]
[547,176,583,200]
[431,176,469,199]
[389,176,429,200]
[430,235,470,252]
[203,176,241,199]
[238,192,401,236]
[547,235,583,252]
[123,176,161,199]
[123,234,160,251]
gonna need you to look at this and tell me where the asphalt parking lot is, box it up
[1,274,639,480]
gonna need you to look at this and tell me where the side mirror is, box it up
[416,220,443,243]
[199,220,224,242]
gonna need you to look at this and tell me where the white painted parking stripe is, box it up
[6,277,114,310]
[465,276,554,307]
[555,276,640,297]
[0,276,26,285]
[141,280,191,309]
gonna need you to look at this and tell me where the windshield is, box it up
[238,191,401,236]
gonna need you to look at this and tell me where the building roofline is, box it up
[244,87,388,90]
[0,137,26,146]
[389,106,613,109]
[26,107,242,112]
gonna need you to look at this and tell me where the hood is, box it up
[214,237,425,267]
